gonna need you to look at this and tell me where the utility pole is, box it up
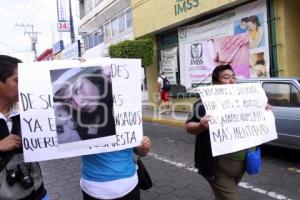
[69,0,75,43]
[16,24,41,60]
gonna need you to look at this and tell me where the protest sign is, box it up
[197,83,277,156]
[18,58,143,162]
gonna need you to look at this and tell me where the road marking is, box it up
[287,167,300,174]
[149,153,293,200]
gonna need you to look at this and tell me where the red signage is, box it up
[37,49,53,61]
[57,21,70,32]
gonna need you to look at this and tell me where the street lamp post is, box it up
[69,0,75,43]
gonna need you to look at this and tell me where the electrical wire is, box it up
[0,42,17,51]
[12,0,30,50]
[24,0,47,23]
[0,49,31,54]
[16,0,30,23]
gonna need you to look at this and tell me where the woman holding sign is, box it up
[52,62,152,199]
[185,65,271,200]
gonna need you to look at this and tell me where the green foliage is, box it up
[108,38,154,67]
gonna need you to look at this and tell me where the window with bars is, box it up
[118,13,126,33]
[82,8,133,51]
[126,10,132,29]
[111,18,118,37]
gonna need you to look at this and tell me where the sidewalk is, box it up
[142,107,189,128]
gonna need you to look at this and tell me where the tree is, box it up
[109,38,154,67]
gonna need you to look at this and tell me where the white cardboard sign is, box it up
[197,83,277,156]
[19,58,143,162]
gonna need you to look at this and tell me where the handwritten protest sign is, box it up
[18,58,143,162]
[197,83,277,156]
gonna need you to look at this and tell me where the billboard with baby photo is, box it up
[178,0,269,90]
[18,58,143,162]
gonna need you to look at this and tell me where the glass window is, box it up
[88,33,94,48]
[94,34,104,46]
[111,17,118,37]
[118,13,126,33]
[95,0,103,6]
[291,85,300,107]
[93,27,100,46]
[99,26,104,43]
[99,33,104,44]
[84,0,93,15]
[94,34,100,46]
[83,36,90,50]
[263,83,291,106]
[162,34,178,46]
[126,10,132,29]
[104,22,111,40]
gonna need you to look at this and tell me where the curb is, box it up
[142,116,185,128]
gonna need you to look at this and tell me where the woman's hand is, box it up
[200,115,211,129]
[0,134,21,152]
[185,115,211,135]
[134,136,151,157]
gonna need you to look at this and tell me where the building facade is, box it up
[131,0,300,110]
[77,0,151,100]
[78,0,134,58]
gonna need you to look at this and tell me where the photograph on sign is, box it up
[50,66,116,145]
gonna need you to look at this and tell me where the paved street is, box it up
[40,121,300,200]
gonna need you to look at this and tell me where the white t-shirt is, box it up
[157,75,166,89]
[80,173,138,199]
[0,105,19,132]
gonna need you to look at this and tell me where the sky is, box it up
[0,0,80,62]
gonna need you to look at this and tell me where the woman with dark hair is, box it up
[52,66,152,200]
[185,65,270,200]
[51,66,116,142]
[247,15,264,48]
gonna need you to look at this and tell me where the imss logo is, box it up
[190,43,203,65]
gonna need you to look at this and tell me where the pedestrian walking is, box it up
[157,71,171,114]
[68,60,153,200]
[185,64,271,200]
